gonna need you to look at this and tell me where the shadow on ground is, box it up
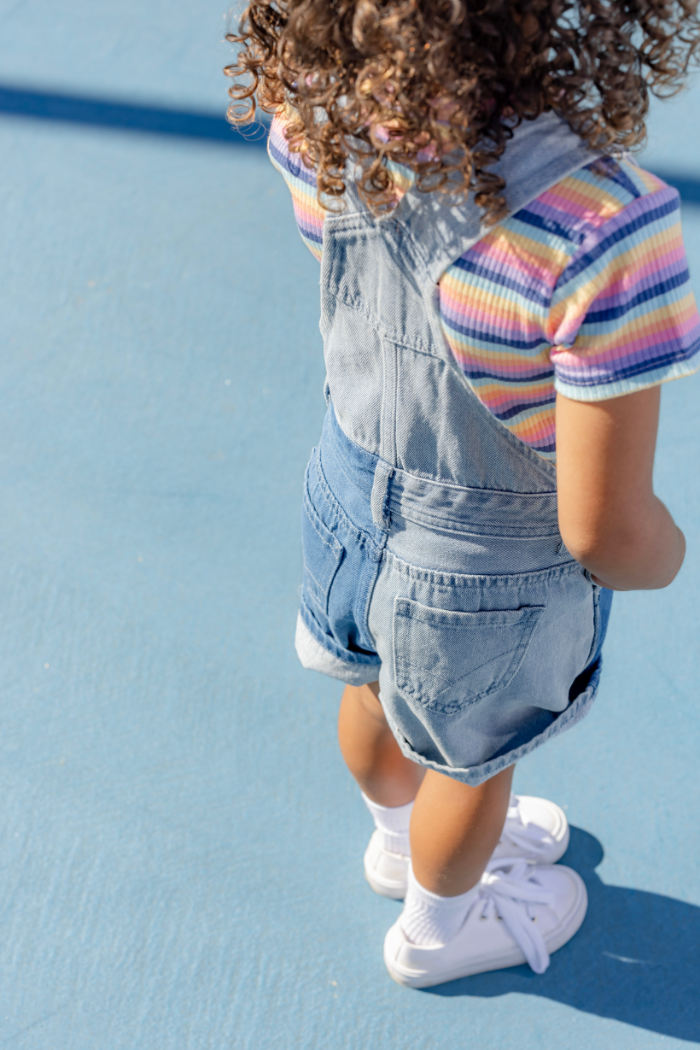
[0,83,269,146]
[425,827,700,1044]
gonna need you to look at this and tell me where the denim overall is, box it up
[295,112,612,785]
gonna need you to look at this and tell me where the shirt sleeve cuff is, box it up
[554,357,700,402]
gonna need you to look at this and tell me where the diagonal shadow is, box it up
[424,827,700,1044]
[0,83,268,147]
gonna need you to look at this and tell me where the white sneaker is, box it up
[364,794,569,899]
[384,859,587,987]
[492,794,570,863]
[364,829,410,899]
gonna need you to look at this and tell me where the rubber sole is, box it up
[384,869,588,988]
[363,832,408,899]
[365,867,406,900]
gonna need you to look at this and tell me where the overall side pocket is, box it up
[301,485,344,618]
[393,597,544,713]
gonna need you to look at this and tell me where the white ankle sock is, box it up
[400,865,479,946]
[361,793,413,856]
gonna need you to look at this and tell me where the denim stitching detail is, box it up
[582,582,601,669]
[302,490,342,557]
[393,601,544,713]
[298,598,381,668]
[314,444,381,552]
[323,286,438,358]
[383,547,588,587]
[385,659,602,785]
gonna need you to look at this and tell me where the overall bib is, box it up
[296,112,612,785]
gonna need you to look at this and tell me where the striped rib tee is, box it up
[269,113,700,459]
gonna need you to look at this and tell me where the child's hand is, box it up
[555,387,686,591]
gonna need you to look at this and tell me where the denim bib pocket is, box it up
[301,486,344,617]
[393,597,544,713]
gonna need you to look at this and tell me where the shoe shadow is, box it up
[423,827,700,1043]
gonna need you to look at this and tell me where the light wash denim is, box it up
[295,112,612,784]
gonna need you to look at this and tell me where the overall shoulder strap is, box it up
[391,111,601,286]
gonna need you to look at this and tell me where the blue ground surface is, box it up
[0,3,699,1047]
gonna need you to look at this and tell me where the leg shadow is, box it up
[424,827,700,1043]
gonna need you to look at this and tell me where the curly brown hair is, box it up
[225,0,700,222]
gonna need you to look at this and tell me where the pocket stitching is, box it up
[393,599,544,713]
[302,490,344,614]
[304,491,342,557]
[397,641,533,707]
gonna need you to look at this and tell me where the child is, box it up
[226,0,700,986]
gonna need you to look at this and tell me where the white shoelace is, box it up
[498,794,556,859]
[474,858,554,974]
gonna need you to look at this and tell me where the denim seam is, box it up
[359,555,383,656]
[395,612,544,630]
[381,339,399,466]
[393,603,543,712]
[304,462,383,650]
[384,659,602,785]
[395,477,559,499]
[305,476,344,539]
[407,261,561,484]
[327,398,558,498]
[312,435,386,650]
[324,286,438,358]
[389,506,561,538]
[302,490,343,558]
[315,440,385,553]
[317,444,375,521]
[310,452,369,544]
[395,641,533,713]
[299,599,381,667]
[383,548,588,587]
[583,583,601,668]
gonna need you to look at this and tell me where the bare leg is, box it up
[337,682,425,806]
[410,765,514,896]
[338,680,513,897]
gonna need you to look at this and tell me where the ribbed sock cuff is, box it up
[400,865,479,946]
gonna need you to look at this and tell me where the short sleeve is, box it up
[268,112,325,261]
[549,184,700,401]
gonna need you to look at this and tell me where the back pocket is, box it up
[393,597,544,713]
[301,489,344,617]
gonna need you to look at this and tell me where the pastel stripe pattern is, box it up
[269,114,700,458]
[269,116,325,260]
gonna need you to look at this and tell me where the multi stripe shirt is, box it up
[269,114,700,458]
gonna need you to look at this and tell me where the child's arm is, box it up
[555,387,686,591]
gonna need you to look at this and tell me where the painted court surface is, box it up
[0,3,699,1047]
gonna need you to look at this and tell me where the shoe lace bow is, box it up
[475,858,554,974]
